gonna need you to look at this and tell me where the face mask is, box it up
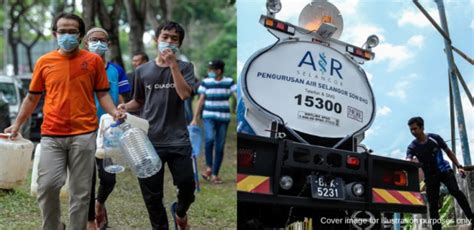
[89,41,108,56]
[208,72,216,79]
[57,34,79,52]
[158,41,179,54]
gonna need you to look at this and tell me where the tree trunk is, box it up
[96,0,124,67]
[8,0,32,75]
[20,16,43,72]
[147,0,161,30]
[9,41,19,75]
[82,0,97,31]
[124,0,145,57]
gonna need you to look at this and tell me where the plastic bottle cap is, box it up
[110,119,124,128]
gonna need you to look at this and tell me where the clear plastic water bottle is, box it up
[103,122,126,173]
[118,122,162,178]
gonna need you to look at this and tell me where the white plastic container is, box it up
[96,113,149,159]
[30,143,69,198]
[0,133,34,189]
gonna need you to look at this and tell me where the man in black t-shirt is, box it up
[406,116,473,230]
[119,21,195,230]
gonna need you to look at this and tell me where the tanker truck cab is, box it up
[237,1,426,228]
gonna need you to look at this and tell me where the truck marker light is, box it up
[382,170,408,186]
[346,155,360,168]
[262,16,296,35]
[238,148,256,168]
[346,46,354,53]
[346,45,374,60]
[393,170,408,186]
[276,22,285,30]
[363,51,372,59]
[287,26,295,34]
[265,18,274,27]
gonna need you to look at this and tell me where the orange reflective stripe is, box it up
[372,188,424,206]
[399,191,424,205]
[237,174,271,194]
[373,188,401,204]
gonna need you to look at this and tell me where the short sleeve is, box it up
[94,57,110,92]
[433,134,448,150]
[115,64,131,94]
[230,80,237,92]
[29,58,45,94]
[197,82,206,94]
[181,62,196,87]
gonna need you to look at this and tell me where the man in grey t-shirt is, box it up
[119,21,195,230]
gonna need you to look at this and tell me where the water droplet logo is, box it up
[318,52,327,75]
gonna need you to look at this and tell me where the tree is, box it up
[170,0,236,79]
[7,0,48,74]
[52,0,76,15]
[82,0,125,67]
[200,16,237,79]
[123,0,147,57]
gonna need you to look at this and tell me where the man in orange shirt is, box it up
[4,13,123,230]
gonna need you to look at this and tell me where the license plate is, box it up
[309,175,345,200]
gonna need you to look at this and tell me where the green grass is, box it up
[0,117,237,229]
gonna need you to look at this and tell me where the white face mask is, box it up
[88,41,108,56]
[158,41,179,54]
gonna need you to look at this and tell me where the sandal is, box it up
[95,201,108,230]
[171,201,190,230]
[211,176,223,184]
[201,168,211,181]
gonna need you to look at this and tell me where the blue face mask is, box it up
[89,41,108,56]
[208,72,217,79]
[158,42,179,54]
[57,34,79,52]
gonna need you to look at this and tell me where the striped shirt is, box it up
[198,77,237,121]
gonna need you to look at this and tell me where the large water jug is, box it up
[96,113,149,159]
[103,122,126,174]
[0,133,34,189]
[118,122,161,178]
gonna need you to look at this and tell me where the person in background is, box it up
[191,59,236,184]
[118,21,196,230]
[4,13,124,230]
[406,116,473,230]
[83,27,131,230]
[126,52,149,103]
